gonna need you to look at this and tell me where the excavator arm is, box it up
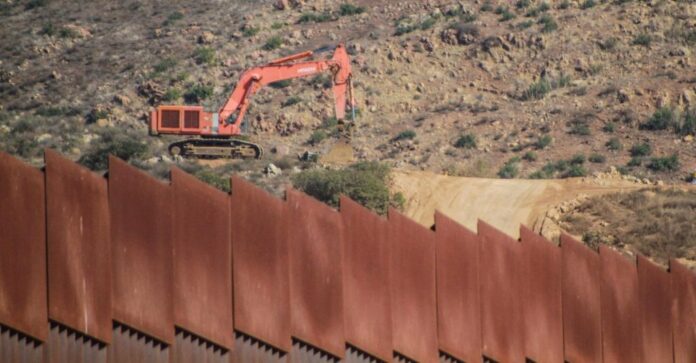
[218,44,353,135]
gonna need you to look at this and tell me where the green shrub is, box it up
[79,128,148,171]
[559,0,571,9]
[420,17,437,30]
[193,47,216,65]
[568,119,591,136]
[263,36,283,50]
[269,79,292,89]
[163,11,184,26]
[627,157,642,167]
[393,130,416,141]
[516,0,531,9]
[677,112,696,136]
[580,0,596,9]
[535,134,552,149]
[599,37,619,51]
[242,26,259,37]
[565,164,587,177]
[339,3,365,16]
[26,0,46,10]
[648,155,680,172]
[454,133,477,149]
[282,96,301,107]
[522,79,551,100]
[481,1,494,12]
[570,153,586,165]
[298,12,332,23]
[630,143,652,157]
[193,169,230,192]
[632,34,651,46]
[271,22,284,30]
[35,106,80,117]
[291,162,397,215]
[163,88,182,101]
[517,20,534,29]
[153,57,177,74]
[308,130,327,145]
[497,159,520,179]
[606,137,622,151]
[603,122,616,133]
[184,84,213,103]
[641,107,676,131]
[538,15,558,33]
[523,151,538,161]
[589,153,606,163]
[499,8,516,22]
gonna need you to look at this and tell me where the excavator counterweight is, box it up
[149,44,354,159]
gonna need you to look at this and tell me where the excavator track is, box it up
[168,138,263,159]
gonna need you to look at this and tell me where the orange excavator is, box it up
[149,44,355,159]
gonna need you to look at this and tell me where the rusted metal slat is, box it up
[671,259,696,363]
[0,152,47,342]
[599,245,643,363]
[433,212,481,363]
[171,168,233,349]
[388,209,438,363]
[636,255,672,363]
[108,156,173,343]
[230,176,290,352]
[519,226,563,363]
[45,150,112,343]
[478,221,524,363]
[286,190,344,359]
[560,234,602,363]
[339,197,392,362]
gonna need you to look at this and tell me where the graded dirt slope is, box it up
[392,170,646,238]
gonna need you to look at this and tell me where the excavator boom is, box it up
[149,44,354,159]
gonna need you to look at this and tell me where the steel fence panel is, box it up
[388,209,438,363]
[519,226,563,363]
[560,233,602,363]
[671,259,696,363]
[339,197,392,362]
[171,328,229,363]
[108,156,173,343]
[45,150,111,343]
[599,245,643,363]
[286,190,344,358]
[231,331,287,363]
[0,324,43,363]
[636,255,672,363]
[0,152,47,342]
[433,212,481,363]
[230,176,290,351]
[478,221,524,363]
[171,168,233,349]
[108,323,169,363]
[46,321,107,363]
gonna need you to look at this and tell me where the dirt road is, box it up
[392,170,647,238]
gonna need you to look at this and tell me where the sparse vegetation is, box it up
[454,133,477,149]
[282,96,301,108]
[308,130,327,145]
[291,162,400,215]
[163,11,184,26]
[263,36,283,50]
[632,34,652,47]
[535,135,552,149]
[79,128,148,171]
[242,26,259,37]
[497,158,520,179]
[538,15,558,33]
[641,107,677,131]
[521,79,551,100]
[630,143,652,157]
[580,0,596,9]
[393,130,417,141]
[184,84,213,103]
[298,12,333,23]
[523,151,538,161]
[339,3,365,16]
[606,137,622,151]
[648,155,680,172]
[193,47,216,65]
[602,122,616,133]
[163,88,182,102]
[589,153,606,163]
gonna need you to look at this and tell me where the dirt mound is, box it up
[392,170,646,237]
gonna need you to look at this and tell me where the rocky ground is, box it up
[1,0,696,185]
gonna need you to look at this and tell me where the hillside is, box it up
[1,0,695,182]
